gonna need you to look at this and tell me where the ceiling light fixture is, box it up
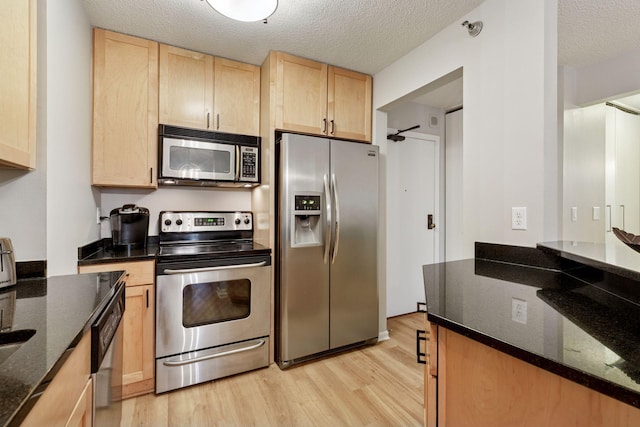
[461,20,483,37]
[204,0,278,22]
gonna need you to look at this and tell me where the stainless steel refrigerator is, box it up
[276,133,379,368]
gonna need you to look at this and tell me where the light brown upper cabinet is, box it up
[92,28,158,188]
[327,66,372,142]
[0,0,37,169]
[159,45,260,136]
[214,58,260,136]
[274,52,372,142]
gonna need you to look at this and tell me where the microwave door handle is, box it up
[163,261,267,275]
[235,146,241,181]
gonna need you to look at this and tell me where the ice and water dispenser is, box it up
[291,194,322,247]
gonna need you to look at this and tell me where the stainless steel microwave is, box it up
[158,125,260,187]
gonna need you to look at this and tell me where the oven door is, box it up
[155,256,270,359]
[161,137,236,181]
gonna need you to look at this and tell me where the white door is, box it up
[386,130,439,317]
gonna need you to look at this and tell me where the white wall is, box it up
[562,104,606,242]
[46,0,97,276]
[445,109,464,260]
[387,102,445,141]
[570,48,640,107]
[99,188,251,237]
[374,0,558,258]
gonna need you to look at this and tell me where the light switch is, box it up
[593,206,600,221]
[571,207,578,222]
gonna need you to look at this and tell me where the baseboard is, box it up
[378,330,390,341]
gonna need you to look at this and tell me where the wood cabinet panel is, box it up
[92,28,158,188]
[425,322,438,427]
[214,57,260,136]
[429,328,640,426]
[328,66,372,142]
[275,52,328,135]
[22,332,91,427]
[272,52,372,142]
[122,284,155,398]
[159,44,214,130]
[0,0,37,169]
[78,260,155,398]
[65,377,93,427]
[79,260,154,287]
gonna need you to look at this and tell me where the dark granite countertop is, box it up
[423,254,640,409]
[0,271,125,426]
[538,240,640,282]
[77,237,158,266]
[78,237,272,266]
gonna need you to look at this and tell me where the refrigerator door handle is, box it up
[323,174,332,264]
[331,173,340,264]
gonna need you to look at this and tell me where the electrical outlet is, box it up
[571,207,578,222]
[511,207,527,230]
[512,298,527,324]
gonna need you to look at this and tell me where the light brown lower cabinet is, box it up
[22,332,92,427]
[65,377,93,427]
[122,283,155,397]
[425,325,640,426]
[79,260,155,398]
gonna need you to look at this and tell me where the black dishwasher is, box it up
[91,278,125,426]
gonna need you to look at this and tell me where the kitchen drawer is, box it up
[155,337,269,394]
[78,260,154,287]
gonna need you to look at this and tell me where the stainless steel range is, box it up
[155,211,271,394]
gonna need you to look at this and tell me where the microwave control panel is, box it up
[240,146,259,182]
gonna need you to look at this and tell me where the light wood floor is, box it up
[122,313,425,427]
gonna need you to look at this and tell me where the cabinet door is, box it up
[65,377,93,427]
[214,57,260,136]
[92,29,158,188]
[0,0,37,169]
[122,284,155,398]
[328,66,372,142]
[275,52,328,135]
[159,44,214,130]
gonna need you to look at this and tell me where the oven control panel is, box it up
[160,211,252,233]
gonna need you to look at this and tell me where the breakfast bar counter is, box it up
[422,242,640,426]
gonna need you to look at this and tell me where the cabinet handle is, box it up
[330,119,335,135]
[150,168,153,184]
[416,330,427,364]
[207,112,210,129]
[621,204,625,230]
[146,289,149,308]
[216,113,220,130]
[606,205,612,232]
[323,118,327,133]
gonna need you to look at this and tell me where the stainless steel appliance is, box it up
[92,276,125,426]
[155,211,271,393]
[109,204,150,248]
[0,238,16,289]
[158,125,260,187]
[276,133,379,368]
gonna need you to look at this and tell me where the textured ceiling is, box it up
[81,0,485,75]
[81,0,640,109]
[558,0,640,68]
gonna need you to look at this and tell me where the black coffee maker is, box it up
[110,204,150,248]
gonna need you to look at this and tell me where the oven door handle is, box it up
[162,261,267,275]
[162,339,266,367]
